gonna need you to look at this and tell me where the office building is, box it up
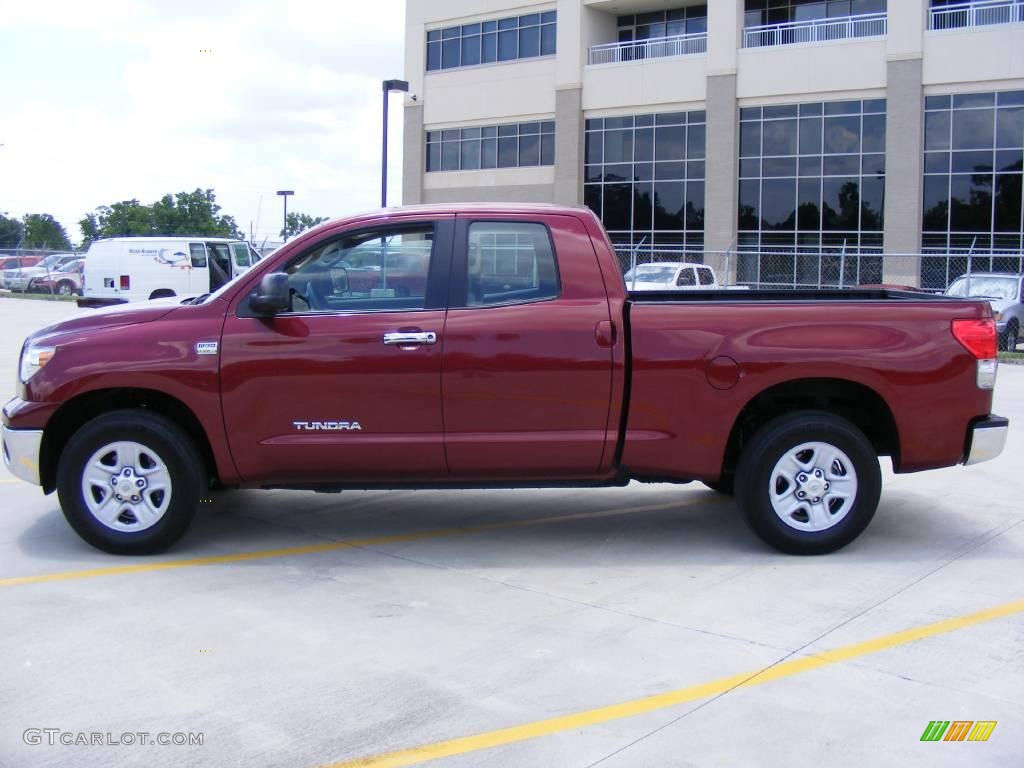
[403,1,1024,287]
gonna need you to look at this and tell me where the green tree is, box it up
[79,188,241,246]
[281,212,328,239]
[22,213,71,250]
[0,213,24,248]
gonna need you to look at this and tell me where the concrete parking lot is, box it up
[0,295,1021,768]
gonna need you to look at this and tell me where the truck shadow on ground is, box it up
[14,485,1014,569]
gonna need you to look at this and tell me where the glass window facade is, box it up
[426,11,556,71]
[738,99,886,286]
[426,122,555,172]
[744,0,886,28]
[616,7,708,40]
[583,111,707,249]
[921,89,1024,288]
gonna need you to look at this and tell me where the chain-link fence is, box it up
[0,248,86,297]
[613,246,1024,292]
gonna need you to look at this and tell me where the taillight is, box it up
[119,275,130,290]
[952,318,996,360]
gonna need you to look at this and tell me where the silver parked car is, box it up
[3,253,78,292]
[944,272,1023,351]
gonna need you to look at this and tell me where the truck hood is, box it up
[987,297,1013,314]
[33,297,182,339]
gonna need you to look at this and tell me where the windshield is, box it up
[624,264,679,282]
[945,276,1018,300]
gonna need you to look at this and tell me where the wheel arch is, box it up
[719,377,900,478]
[40,388,217,493]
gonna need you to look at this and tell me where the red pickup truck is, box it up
[2,204,1008,556]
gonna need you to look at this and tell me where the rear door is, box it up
[219,217,454,484]
[441,214,615,478]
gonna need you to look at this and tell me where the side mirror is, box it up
[249,272,290,315]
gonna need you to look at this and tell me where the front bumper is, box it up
[964,415,1009,466]
[1,424,43,485]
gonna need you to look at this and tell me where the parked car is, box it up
[80,237,262,306]
[27,258,85,296]
[944,272,1023,351]
[624,261,720,290]
[0,255,43,284]
[3,204,1007,556]
[3,253,79,292]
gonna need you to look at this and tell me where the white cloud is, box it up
[0,0,407,245]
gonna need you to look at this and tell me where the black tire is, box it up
[702,475,735,495]
[149,289,176,300]
[57,410,206,555]
[56,281,74,297]
[735,411,881,555]
[1002,323,1019,352]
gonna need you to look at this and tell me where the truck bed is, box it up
[627,288,951,302]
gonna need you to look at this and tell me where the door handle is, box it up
[383,331,437,346]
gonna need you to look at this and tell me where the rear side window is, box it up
[189,243,207,268]
[466,221,559,307]
[676,268,696,287]
[697,267,714,286]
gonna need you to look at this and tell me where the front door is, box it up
[220,218,453,484]
[441,215,615,478]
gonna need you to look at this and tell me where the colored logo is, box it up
[154,249,192,270]
[921,721,997,742]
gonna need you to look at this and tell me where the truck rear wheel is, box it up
[57,410,206,555]
[735,411,881,555]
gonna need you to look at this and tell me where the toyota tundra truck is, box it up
[2,204,1009,556]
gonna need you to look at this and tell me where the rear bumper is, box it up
[964,415,1009,466]
[1,424,43,485]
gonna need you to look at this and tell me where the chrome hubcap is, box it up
[81,441,172,532]
[769,441,857,532]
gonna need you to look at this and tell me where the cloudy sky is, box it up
[0,0,407,247]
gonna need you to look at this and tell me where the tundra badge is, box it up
[293,421,362,431]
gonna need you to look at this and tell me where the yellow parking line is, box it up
[0,477,22,484]
[320,597,1024,768]
[0,498,703,588]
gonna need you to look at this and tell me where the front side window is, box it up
[698,267,715,285]
[189,243,207,268]
[466,222,559,306]
[284,227,434,313]
[231,242,252,268]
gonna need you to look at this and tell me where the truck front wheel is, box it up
[57,410,206,555]
[735,412,881,555]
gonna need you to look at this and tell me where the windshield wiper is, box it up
[184,294,210,305]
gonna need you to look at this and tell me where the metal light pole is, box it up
[381,79,409,208]
[276,190,294,242]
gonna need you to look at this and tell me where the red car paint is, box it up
[5,204,998,492]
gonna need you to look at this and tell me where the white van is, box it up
[81,237,261,305]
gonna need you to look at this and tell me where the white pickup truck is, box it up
[623,261,727,291]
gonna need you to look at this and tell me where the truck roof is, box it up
[323,203,591,227]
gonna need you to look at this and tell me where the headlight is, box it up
[19,342,55,383]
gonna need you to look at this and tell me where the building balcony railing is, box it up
[742,13,887,49]
[929,0,1024,30]
[587,32,707,66]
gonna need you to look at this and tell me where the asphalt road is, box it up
[0,295,1021,768]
